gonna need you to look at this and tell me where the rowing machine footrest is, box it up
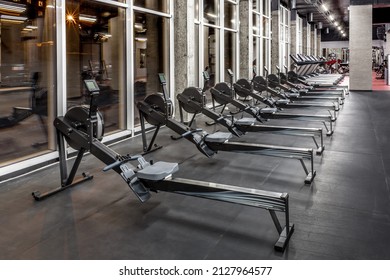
[137,161,179,181]
[260,108,278,114]
[235,117,256,126]
[286,92,300,98]
[275,99,290,105]
[204,132,232,143]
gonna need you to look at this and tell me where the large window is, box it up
[133,2,171,127]
[252,0,271,76]
[279,5,290,71]
[0,0,56,166]
[195,0,238,102]
[66,0,126,134]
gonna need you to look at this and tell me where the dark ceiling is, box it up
[290,0,390,41]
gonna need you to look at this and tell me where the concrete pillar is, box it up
[310,27,316,56]
[317,33,321,57]
[290,12,297,57]
[174,0,195,119]
[302,19,308,55]
[271,10,280,74]
[239,0,252,79]
[349,4,372,91]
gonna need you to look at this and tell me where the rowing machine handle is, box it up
[103,155,142,172]
[181,128,203,138]
[264,66,268,76]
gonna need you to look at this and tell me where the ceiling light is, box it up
[79,14,96,23]
[321,4,328,12]
[0,15,27,23]
[334,21,339,27]
[329,14,334,21]
[0,1,26,13]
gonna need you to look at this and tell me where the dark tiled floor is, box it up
[1,90,390,260]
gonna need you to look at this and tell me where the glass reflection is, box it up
[133,12,170,126]
[0,0,56,165]
[66,0,126,134]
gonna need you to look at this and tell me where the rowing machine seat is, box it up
[260,108,278,114]
[204,132,232,143]
[235,117,256,126]
[137,161,179,181]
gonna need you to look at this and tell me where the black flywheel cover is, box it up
[235,78,251,98]
[179,87,204,114]
[213,82,232,105]
[143,94,168,126]
[64,106,105,150]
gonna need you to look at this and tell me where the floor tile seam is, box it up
[289,204,390,223]
[317,147,382,157]
[201,209,246,260]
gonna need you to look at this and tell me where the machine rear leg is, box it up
[299,152,316,184]
[32,132,93,201]
[269,206,294,252]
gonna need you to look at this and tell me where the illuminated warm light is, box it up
[321,4,328,12]
[334,21,339,27]
[342,34,346,37]
[338,26,342,30]
[79,14,96,23]
[26,25,38,30]
[329,14,334,21]
[0,1,26,14]
[0,14,27,23]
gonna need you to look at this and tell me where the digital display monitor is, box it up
[158,73,166,84]
[84,79,100,92]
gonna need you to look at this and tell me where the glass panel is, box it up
[280,24,284,41]
[203,26,219,103]
[262,17,269,37]
[252,0,258,11]
[262,0,268,16]
[253,37,258,76]
[66,0,126,134]
[0,0,56,165]
[203,0,219,26]
[133,0,169,14]
[195,0,200,21]
[133,12,170,126]
[252,14,259,35]
[224,31,236,77]
[224,1,236,29]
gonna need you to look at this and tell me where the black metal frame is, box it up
[232,80,335,136]
[138,92,316,184]
[32,78,295,252]
[177,87,325,155]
